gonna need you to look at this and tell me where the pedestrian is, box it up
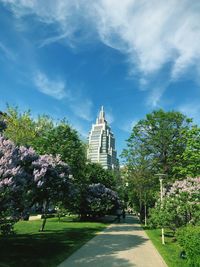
[122,209,126,219]
[116,208,122,222]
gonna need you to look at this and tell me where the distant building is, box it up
[87,106,119,170]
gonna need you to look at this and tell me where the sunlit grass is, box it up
[145,227,188,267]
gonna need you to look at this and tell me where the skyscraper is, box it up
[87,106,119,170]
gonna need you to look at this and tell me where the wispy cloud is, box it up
[70,99,93,122]
[146,86,166,108]
[33,70,93,121]
[0,41,16,61]
[120,119,138,133]
[34,71,67,100]
[71,120,89,138]
[3,1,200,78]
[106,111,114,124]
[3,0,200,107]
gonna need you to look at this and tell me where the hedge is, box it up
[176,226,200,267]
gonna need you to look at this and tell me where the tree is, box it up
[31,121,86,182]
[32,154,71,231]
[83,183,120,218]
[123,109,192,179]
[3,106,86,181]
[84,162,117,189]
[175,126,200,177]
[3,106,36,146]
[0,111,6,132]
[122,109,193,221]
[0,136,37,234]
[0,135,72,233]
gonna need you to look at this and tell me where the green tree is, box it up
[84,162,116,189]
[175,126,200,177]
[123,109,192,180]
[32,121,86,181]
[122,109,193,221]
[3,107,86,181]
[3,106,36,146]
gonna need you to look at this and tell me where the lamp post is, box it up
[155,173,167,245]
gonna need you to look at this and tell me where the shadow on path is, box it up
[58,215,150,267]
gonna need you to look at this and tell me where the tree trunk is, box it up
[144,203,147,226]
[40,200,48,232]
[139,191,142,222]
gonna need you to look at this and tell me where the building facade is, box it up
[87,106,119,170]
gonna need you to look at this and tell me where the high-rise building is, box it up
[87,106,119,170]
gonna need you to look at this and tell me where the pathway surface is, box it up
[58,215,167,267]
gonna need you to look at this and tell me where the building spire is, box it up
[99,105,105,121]
[96,105,106,124]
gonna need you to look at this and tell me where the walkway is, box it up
[58,215,167,267]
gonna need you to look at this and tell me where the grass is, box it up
[0,216,108,267]
[144,227,189,267]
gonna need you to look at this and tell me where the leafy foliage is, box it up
[84,183,120,217]
[0,135,71,232]
[32,122,87,181]
[177,226,200,266]
[3,106,37,146]
[84,162,117,189]
[149,177,200,230]
[175,126,200,177]
[3,107,86,181]
[122,109,193,220]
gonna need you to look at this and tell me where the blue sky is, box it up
[0,1,200,157]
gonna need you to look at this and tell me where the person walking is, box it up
[116,208,122,222]
[122,209,126,219]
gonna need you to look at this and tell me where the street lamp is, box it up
[155,173,167,245]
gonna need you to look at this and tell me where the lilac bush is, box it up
[85,183,120,217]
[0,136,37,233]
[149,177,200,230]
[0,135,71,232]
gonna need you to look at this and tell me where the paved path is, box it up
[58,215,167,267]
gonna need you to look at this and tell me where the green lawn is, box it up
[0,217,108,267]
[145,228,189,267]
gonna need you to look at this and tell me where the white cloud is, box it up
[34,71,67,100]
[3,0,200,106]
[3,0,200,77]
[34,71,93,120]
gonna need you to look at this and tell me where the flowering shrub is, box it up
[0,136,36,220]
[85,183,120,217]
[0,135,71,233]
[149,177,200,230]
[32,154,71,208]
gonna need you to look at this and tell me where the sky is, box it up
[0,0,200,157]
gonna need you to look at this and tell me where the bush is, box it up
[176,226,200,266]
[0,220,15,235]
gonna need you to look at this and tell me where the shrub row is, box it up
[176,226,200,267]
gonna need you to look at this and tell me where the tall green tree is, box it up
[3,106,36,145]
[122,109,193,221]
[123,109,192,180]
[174,126,200,177]
[3,107,86,181]
[32,121,87,181]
